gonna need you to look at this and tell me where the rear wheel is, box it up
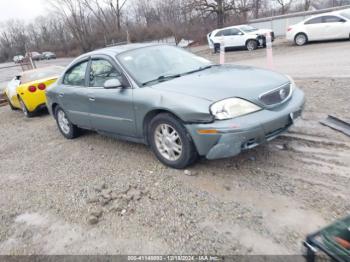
[246,40,258,51]
[18,97,35,117]
[295,33,308,46]
[55,106,80,139]
[148,113,198,169]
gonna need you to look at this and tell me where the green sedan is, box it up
[46,44,305,169]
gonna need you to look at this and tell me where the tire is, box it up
[246,40,258,51]
[18,97,35,118]
[295,33,308,46]
[148,113,198,169]
[55,106,80,139]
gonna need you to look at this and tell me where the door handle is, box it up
[89,97,95,102]
[59,93,64,97]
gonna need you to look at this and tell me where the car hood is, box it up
[151,65,289,105]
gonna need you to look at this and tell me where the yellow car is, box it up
[4,66,64,117]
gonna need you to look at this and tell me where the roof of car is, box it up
[306,9,350,20]
[66,43,173,69]
[86,43,160,56]
[211,24,249,33]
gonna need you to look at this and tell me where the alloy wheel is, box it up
[57,110,70,135]
[154,124,183,161]
[247,41,256,51]
[296,34,306,46]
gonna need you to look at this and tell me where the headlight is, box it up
[210,98,262,120]
[286,75,296,93]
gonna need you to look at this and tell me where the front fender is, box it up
[133,88,214,137]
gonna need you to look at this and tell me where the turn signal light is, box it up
[28,86,37,92]
[287,27,292,32]
[197,129,218,134]
[38,83,46,90]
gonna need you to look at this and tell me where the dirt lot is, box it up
[0,42,349,255]
[191,38,350,78]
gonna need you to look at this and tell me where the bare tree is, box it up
[107,0,128,31]
[236,0,253,22]
[83,0,110,32]
[303,0,313,10]
[252,0,262,18]
[191,0,236,28]
[275,0,294,14]
[48,0,93,52]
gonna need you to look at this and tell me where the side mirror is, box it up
[104,78,123,89]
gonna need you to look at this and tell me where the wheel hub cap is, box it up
[57,110,70,135]
[155,124,183,161]
[297,36,305,45]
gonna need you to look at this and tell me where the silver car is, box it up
[46,44,305,169]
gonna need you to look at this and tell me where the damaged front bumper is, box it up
[185,88,305,160]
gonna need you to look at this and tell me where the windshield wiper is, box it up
[141,65,218,86]
[142,74,181,86]
[182,64,218,76]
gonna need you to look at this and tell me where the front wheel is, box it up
[148,113,198,169]
[55,106,80,139]
[246,40,258,51]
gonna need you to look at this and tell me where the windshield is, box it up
[117,45,212,85]
[340,11,350,20]
[21,66,63,84]
[239,25,258,33]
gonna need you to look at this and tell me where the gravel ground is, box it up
[0,77,349,255]
[191,38,350,78]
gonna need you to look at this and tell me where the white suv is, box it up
[207,25,274,52]
[287,9,350,46]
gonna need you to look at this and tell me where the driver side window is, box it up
[89,59,123,87]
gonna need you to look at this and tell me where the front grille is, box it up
[259,83,291,106]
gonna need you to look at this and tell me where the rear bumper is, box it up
[32,103,46,113]
[185,88,305,160]
[286,31,295,42]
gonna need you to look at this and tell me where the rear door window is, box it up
[322,15,345,23]
[305,17,323,24]
[230,28,242,35]
[215,29,234,37]
[63,61,88,86]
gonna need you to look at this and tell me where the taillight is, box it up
[38,83,46,90]
[28,86,37,92]
[287,27,293,32]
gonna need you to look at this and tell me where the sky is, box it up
[0,0,47,23]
